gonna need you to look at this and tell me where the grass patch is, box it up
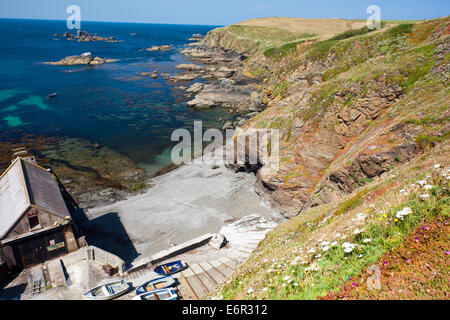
[264,35,316,59]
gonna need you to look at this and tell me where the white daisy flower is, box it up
[417,180,427,186]
[420,194,430,200]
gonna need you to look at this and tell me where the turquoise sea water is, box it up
[0,19,232,174]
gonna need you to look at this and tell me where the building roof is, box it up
[0,158,70,239]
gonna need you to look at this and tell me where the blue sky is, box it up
[0,0,449,25]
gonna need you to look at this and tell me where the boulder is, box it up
[209,233,228,250]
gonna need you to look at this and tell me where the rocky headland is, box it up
[189,17,450,220]
[189,17,450,301]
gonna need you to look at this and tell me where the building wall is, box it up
[1,245,16,269]
[5,207,67,240]
[63,224,78,253]
[5,227,71,269]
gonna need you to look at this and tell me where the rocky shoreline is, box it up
[0,132,148,210]
[165,41,267,119]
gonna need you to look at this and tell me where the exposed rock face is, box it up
[44,53,118,66]
[202,18,450,218]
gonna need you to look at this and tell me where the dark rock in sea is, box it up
[58,30,119,43]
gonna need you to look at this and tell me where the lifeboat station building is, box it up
[0,157,79,271]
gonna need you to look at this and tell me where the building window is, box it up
[28,215,40,230]
[27,209,40,230]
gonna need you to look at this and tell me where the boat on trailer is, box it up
[154,260,188,275]
[133,288,178,301]
[135,276,176,295]
[82,280,129,300]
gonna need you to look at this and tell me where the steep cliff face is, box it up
[204,18,450,218]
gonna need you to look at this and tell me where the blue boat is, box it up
[154,260,188,275]
[135,276,176,295]
[133,288,178,301]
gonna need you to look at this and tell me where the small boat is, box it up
[82,280,129,300]
[154,260,188,275]
[136,276,176,295]
[132,288,178,301]
[47,93,57,98]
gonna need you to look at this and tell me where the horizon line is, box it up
[0,17,224,27]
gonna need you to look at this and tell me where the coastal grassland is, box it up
[209,143,449,300]
[209,24,318,54]
[247,16,449,132]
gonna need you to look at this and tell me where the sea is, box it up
[0,19,233,174]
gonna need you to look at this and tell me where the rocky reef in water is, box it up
[44,52,118,66]
[0,132,147,209]
[160,40,266,126]
[53,30,119,43]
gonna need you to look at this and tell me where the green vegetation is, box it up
[214,25,318,54]
[213,163,449,300]
[359,177,374,184]
[272,81,290,98]
[328,24,385,41]
[128,182,147,193]
[264,35,316,59]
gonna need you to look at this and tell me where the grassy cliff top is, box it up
[204,17,418,54]
[236,17,368,35]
